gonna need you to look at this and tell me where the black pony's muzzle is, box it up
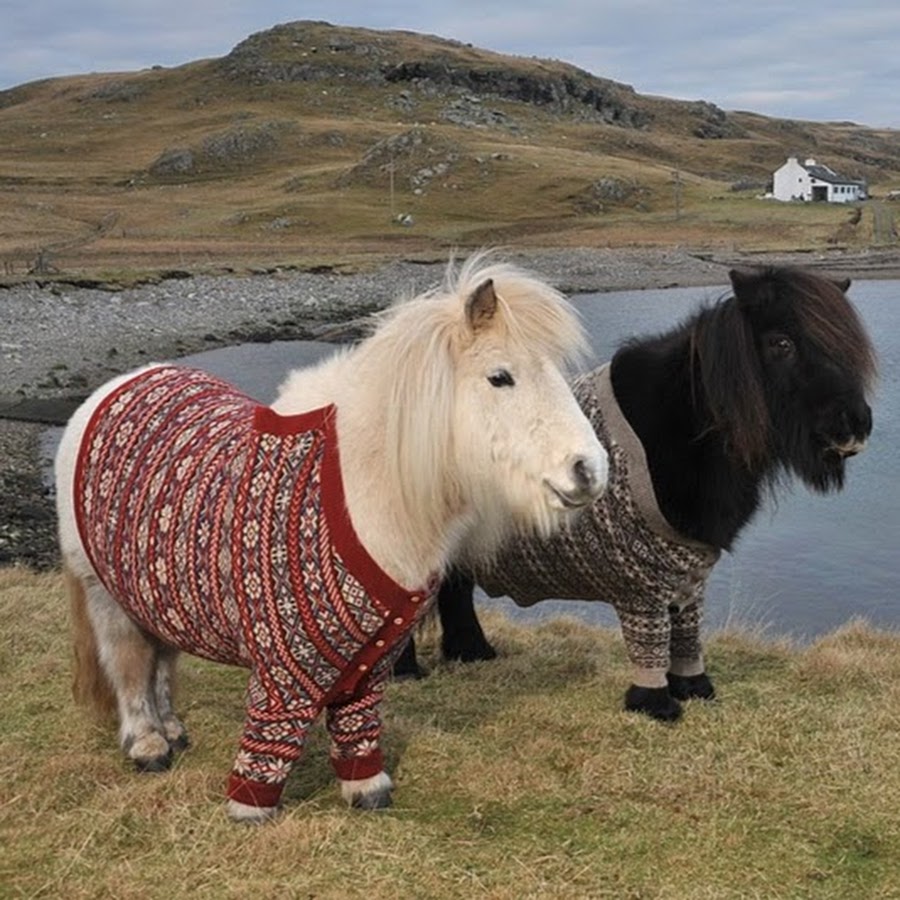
[821,399,872,459]
[828,438,866,458]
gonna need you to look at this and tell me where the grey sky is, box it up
[1,1,897,128]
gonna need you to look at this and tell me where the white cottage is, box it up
[772,157,865,203]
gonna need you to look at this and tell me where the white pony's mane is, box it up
[273,251,592,577]
[355,252,590,564]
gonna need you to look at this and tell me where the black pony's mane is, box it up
[611,266,876,550]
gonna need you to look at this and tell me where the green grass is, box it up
[3,567,900,898]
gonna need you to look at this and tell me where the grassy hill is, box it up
[1,20,899,277]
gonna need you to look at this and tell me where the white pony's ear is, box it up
[465,278,498,332]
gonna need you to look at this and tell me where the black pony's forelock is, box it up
[690,298,771,471]
[791,272,878,393]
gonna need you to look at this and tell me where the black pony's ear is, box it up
[465,278,498,332]
[729,267,761,297]
[833,276,851,293]
[729,267,776,309]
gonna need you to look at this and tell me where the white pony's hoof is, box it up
[227,799,280,824]
[125,731,173,772]
[340,770,394,809]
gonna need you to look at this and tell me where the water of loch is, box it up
[161,279,900,641]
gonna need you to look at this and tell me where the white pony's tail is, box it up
[67,566,116,717]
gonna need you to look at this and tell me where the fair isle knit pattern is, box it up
[74,365,434,808]
[476,364,720,680]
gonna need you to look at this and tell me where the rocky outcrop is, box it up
[219,20,652,128]
[571,177,651,213]
[149,120,295,176]
[337,127,461,189]
[686,101,748,139]
[383,60,650,127]
[218,21,395,86]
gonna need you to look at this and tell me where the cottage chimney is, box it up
[805,158,817,166]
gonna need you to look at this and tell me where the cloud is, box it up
[0,1,897,127]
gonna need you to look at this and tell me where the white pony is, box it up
[56,253,608,822]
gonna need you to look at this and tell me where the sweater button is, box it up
[411,595,420,603]
[393,617,404,625]
[375,639,385,648]
[358,663,368,672]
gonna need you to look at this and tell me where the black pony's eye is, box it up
[488,369,515,388]
[766,333,795,358]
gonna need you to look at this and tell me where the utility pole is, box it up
[389,152,396,222]
[672,169,682,220]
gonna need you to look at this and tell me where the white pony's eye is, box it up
[488,369,515,388]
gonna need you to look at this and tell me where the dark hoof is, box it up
[168,733,191,753]
[442,638,497,663]
[133,749,173,773]
[667,672,716,701]
[392,664,428,682]
[624,684,682,722]
[351,788,393,810]
[391,636,427,680]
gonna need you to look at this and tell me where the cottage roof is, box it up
[803,162,861,186]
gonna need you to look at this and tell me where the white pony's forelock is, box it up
[446,250,591,371]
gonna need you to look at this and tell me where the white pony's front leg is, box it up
[227,799,281,824]
[326,680,393,809]
[340,771,394,809]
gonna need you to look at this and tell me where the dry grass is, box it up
[1,29,897,280]
[3,566,900,899]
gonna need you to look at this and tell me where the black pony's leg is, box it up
[616,605,682,722]
[391,569,496,679]
[667,598,716,701]
[438,569,497,662]
[391,634,427,680]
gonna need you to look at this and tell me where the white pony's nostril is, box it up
[572,456,594,490]
[566,451,607,501]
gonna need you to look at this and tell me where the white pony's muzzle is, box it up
[545,448,608,511]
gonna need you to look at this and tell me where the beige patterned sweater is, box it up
[474,364,720,684]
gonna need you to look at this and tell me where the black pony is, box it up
[395,266,877,721]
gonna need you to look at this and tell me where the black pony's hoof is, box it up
[624,685,683,722]
[391,637,428,680]
[392,663,428,682]
[667,672,716,701]
[442,637,497,663]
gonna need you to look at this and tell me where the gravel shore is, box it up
[2,245,897,569]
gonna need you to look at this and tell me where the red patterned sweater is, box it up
[74,365,434,808]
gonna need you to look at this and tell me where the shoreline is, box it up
[2,245,898,569]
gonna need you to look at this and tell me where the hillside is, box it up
[1,20,898,277]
